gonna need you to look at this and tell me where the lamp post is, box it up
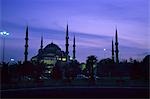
[0,31,9,63]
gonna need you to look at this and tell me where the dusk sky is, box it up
[0,0,149,62]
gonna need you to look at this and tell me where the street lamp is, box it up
[0,31,9,63]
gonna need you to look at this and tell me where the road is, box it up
[1,86,149,98]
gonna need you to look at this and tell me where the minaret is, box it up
[112,39,114,63]
[115,28,119,63]
[73,35,76,60]
[24,26,29,62]
[65,24,69,62]
[38,35,43,61]
[40,35,43,50]
[38,35,43,54]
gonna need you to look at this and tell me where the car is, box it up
[94,76,100,79]
[39,75,48,80]
[76,74,88,80]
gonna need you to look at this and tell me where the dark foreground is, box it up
[1,87,149,98]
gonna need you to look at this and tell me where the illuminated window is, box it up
[81,64,86,70]
[62,58,66,61]
[93,64,96,68]
[47,66,52,68]
[10,58,15,61]
[44,60,55,64]
[48,71,51,73]
[45,70,51,73]
[57,58,62,60]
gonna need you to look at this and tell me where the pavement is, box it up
[1,86,149,98]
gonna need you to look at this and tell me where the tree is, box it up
[99,58,113,65]
[1,62,10,84]
[97,58,114,77]
[69,60,81,78]
[129,57,134,63]
[51,61,62,80]
[141,55,149,81]
[86,55,97,84]
[130,61,142,80]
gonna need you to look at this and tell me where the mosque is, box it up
[23,24,76,74]
[31,42,67,64]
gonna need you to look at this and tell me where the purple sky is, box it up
[0,0,149,62]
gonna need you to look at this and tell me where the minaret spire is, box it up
[37,35,44,62]
[40,35,43,50]
[112,39,114,63]
[73,35,76,60]
[115,27,119,63]
[65,24,69,62]
[24,26,29,62]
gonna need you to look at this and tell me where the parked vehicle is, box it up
[76,74,88,80]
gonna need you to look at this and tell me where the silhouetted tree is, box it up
[69,60,81,78]
[33,63,44,83]
[129,57,134,63]
[99,58,114,65]
[20,62,34,76]
[8,63,20,84]
[141,55,149,81]
[86,55,97,84]
[16,61,44,83]
[64,66,72,84]
[1,62,10,84]
[51,61,62,80]
[97,58,114,77]
[130,60,142,80]
[120,59,128,63]
[63,60,81,84]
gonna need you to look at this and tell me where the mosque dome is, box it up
[43,42,62,55]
